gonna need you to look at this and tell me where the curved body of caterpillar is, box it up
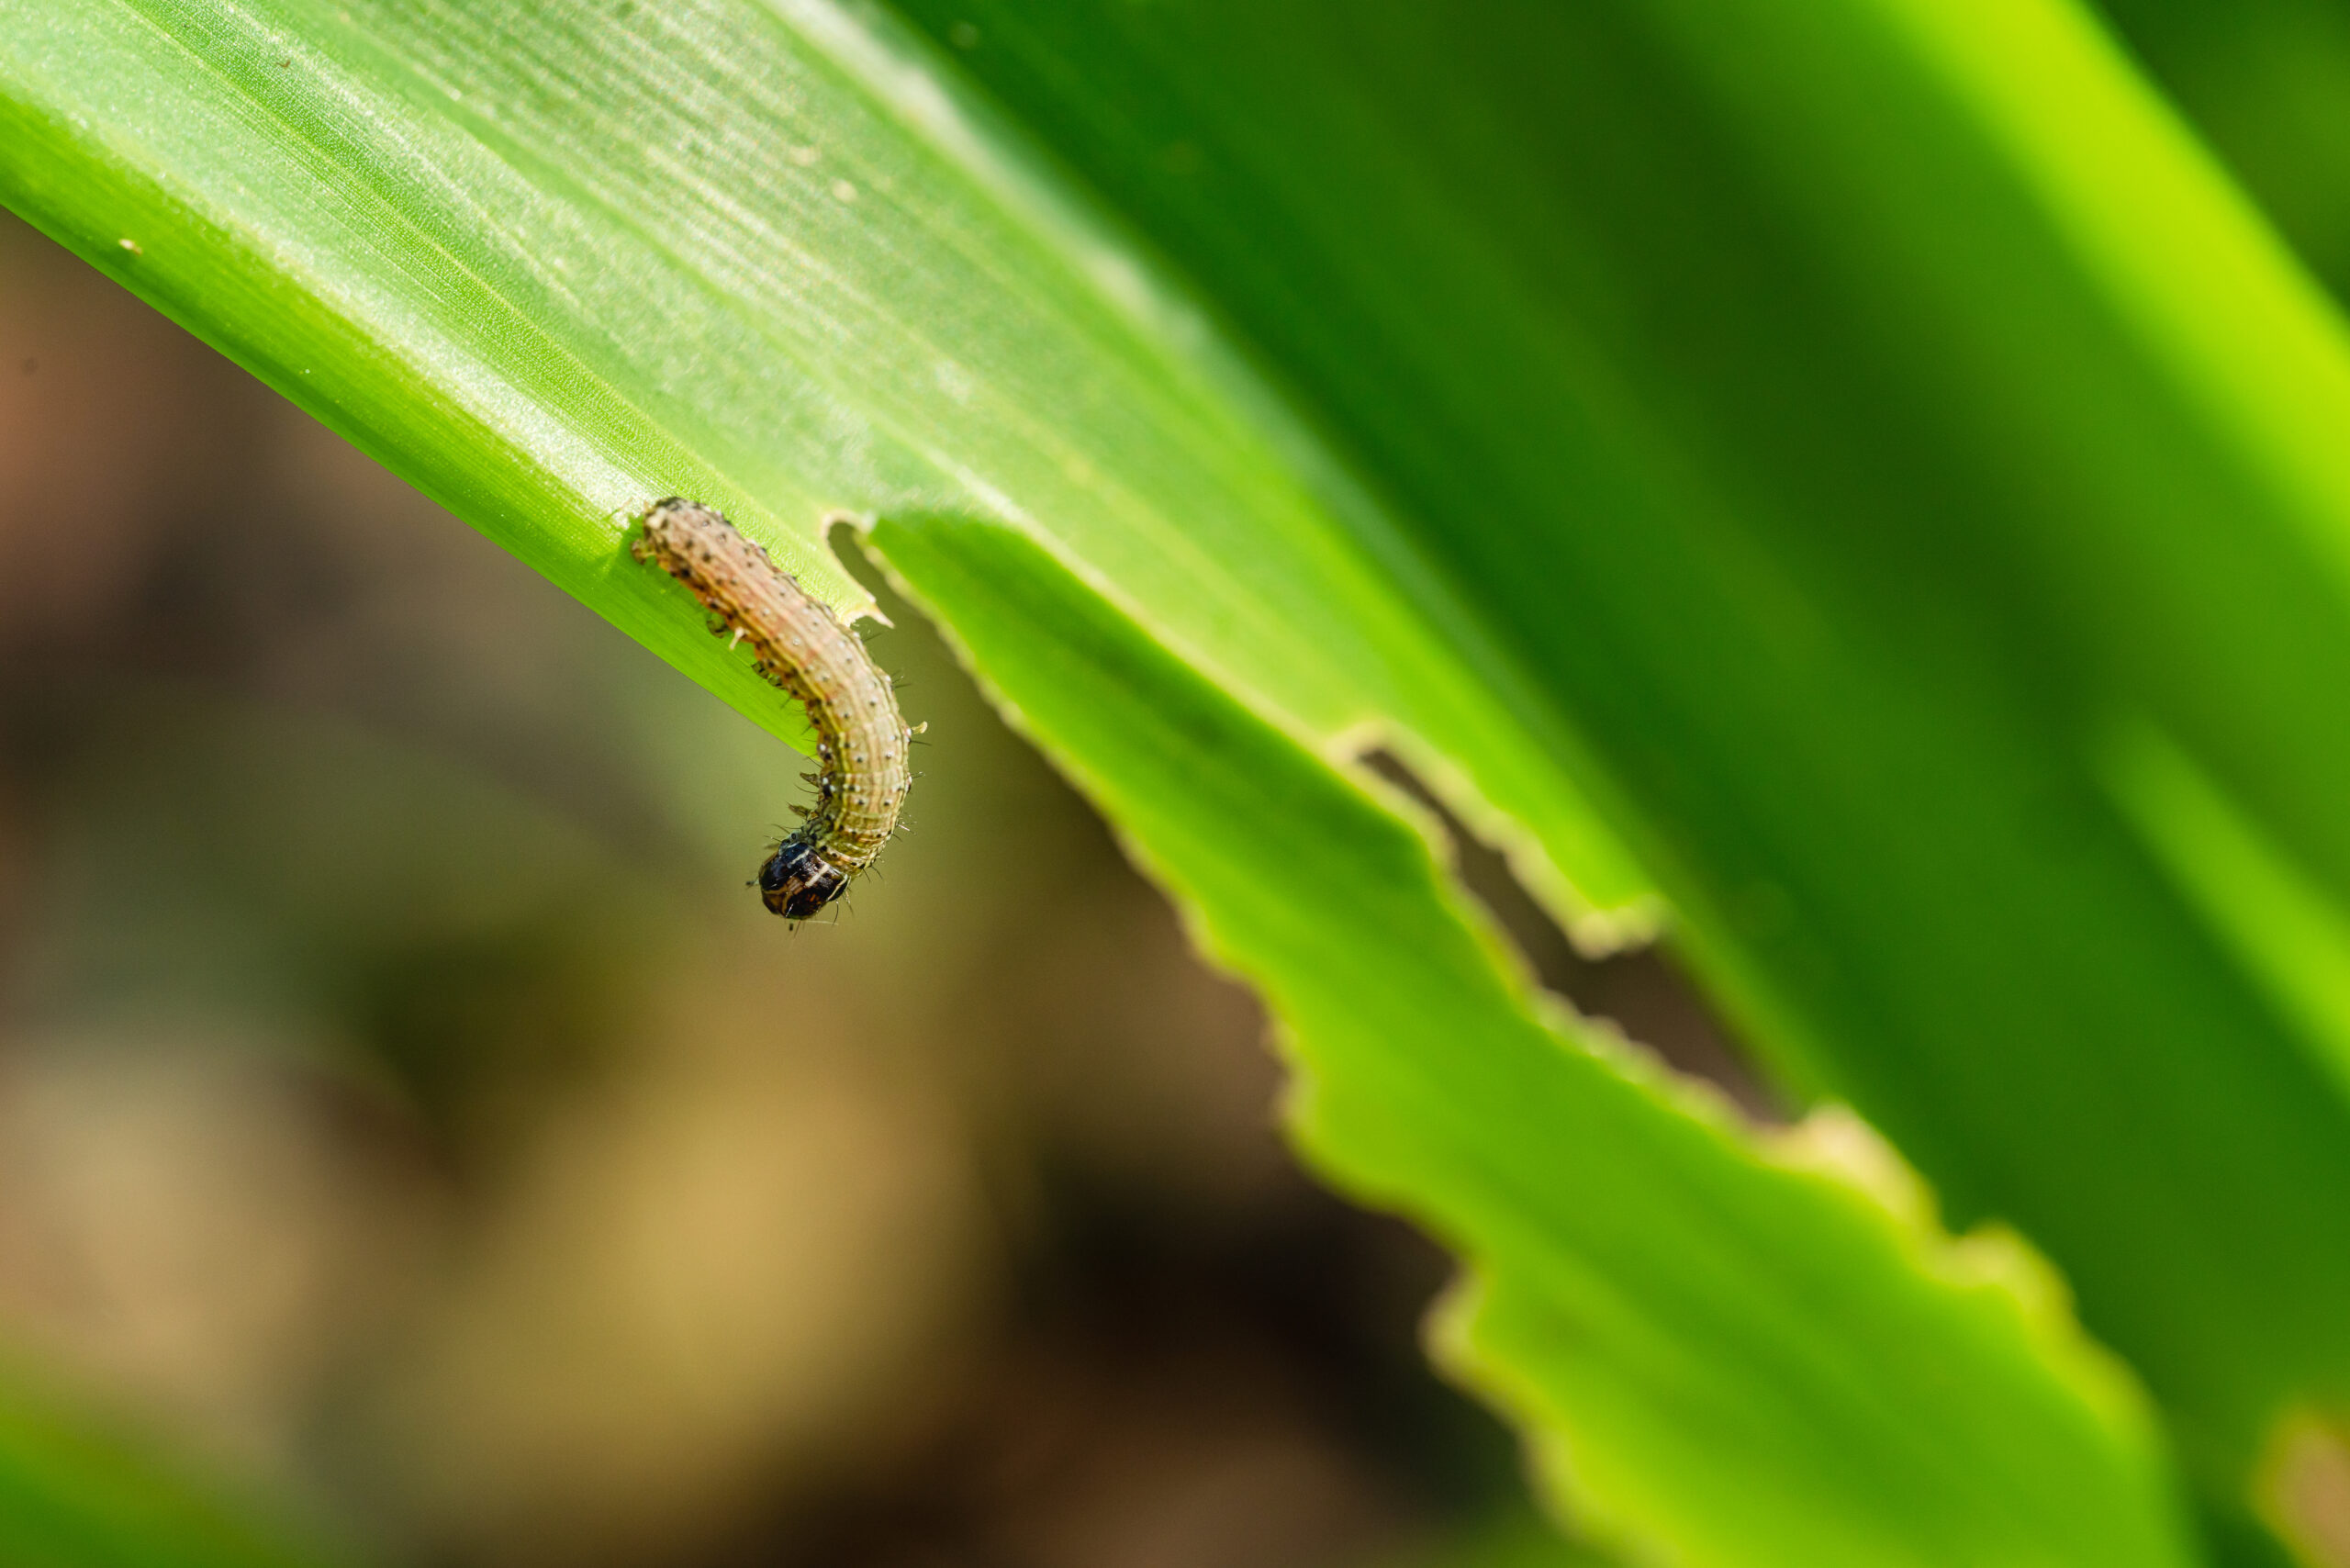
[632,498,916,920]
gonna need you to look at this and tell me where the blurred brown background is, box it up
[0,207,1587,1568]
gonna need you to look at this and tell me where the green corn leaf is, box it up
[0,0,1649,949]
[878,0,2350,1526]
[869,511,2195,1567]
[2087,0,2350,315]
[1,0,2330,1561]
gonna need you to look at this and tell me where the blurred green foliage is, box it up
[0,1376,332,1568]
[8,0,2350,1563]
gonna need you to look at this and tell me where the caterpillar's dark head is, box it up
[756,838,850,920]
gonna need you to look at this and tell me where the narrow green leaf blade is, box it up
[870,511,2199,1568]
[0,0,2306,1557]
[882,0,2350,1497]
[0,0,1651,941]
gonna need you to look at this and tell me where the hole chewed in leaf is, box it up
[1360,748,1785,1124]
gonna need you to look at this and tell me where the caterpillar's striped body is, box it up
[632,498,915,920]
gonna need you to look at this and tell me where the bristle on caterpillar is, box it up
[632,498,917,920]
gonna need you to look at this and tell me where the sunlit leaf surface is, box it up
[880,0,2350,1530]
[874,511,2194,1568]
[10,0,2350,1560]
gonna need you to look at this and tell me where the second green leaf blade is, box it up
[882,0,2350,1525]
[0,0,2216,1561]
[873,513,2198,1568]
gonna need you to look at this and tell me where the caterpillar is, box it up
[632,498,917,920]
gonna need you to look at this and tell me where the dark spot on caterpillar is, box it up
[631,498,919,922]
